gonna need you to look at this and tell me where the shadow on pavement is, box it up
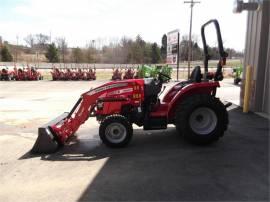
[20,106,270,201]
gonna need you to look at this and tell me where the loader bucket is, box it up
[31,112,69,154]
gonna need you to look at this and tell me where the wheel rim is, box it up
[189,107,217,135]
[105,122,127,143]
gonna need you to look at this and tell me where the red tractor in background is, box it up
[112,68,123,80]
[51,67,60,80]
[123,68,135,79]
[51,67,96,80]
[15,68,26,80]
[1,65,42,81]
[0,67,10,80]
[25,65,43,80]
[32,20,231,154]
[64,68,73,80]
[86,68,96,80]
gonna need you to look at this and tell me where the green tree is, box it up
[72,47,84,63]
[131,35,145,63]
[143,43,152,63]
[151,43,161,64]
[0,46,13,62]
[192,42,203,61]
[55,37,68,63]
[180,35,203,61]
[45,43,59,63]
[85,46,95,63]
[120,37,132,63]
[207,46,220,60]
[161,34,167,61]
[180,38,189,61]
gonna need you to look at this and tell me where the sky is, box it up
[0,0,247,51]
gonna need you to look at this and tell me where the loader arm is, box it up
[51,92,100,144]
[31,81,137,153]
[31,90,101,153]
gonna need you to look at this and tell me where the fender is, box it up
[166,81,220,121]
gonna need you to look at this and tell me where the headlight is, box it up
[97,101,104,110]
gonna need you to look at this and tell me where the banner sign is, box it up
[167,29,179,65]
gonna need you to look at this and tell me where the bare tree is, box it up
[72,47,84,63]
[24,34,35,48]
[85,42,96,63]
[35,33,49,50]
[55,37,68,63]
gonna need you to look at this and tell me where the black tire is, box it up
[99,114,133,148]
[175,94,228,145]
[234,78,241,85]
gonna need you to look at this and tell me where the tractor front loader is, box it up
[32,19,231,154]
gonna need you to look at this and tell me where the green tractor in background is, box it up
[136,64,172,81]
[233,65,243,85]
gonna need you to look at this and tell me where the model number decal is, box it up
[108,88,133,95]
[87,83,128,95]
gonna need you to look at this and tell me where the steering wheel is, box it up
[158,72,171,82]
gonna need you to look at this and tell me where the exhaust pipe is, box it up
[31,112,69,154]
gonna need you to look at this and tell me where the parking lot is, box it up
[0,79,268,201]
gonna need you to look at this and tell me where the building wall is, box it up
[263,27,270,113]
[242,0,270,114]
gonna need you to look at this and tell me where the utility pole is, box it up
[16,35,19,63]
[184,0,200,78]
[49,31,52,44]
[92,40,96,68]
[176,32,180,81]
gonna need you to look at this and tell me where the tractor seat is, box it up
[175,66,202,89]
[189,66,202,83]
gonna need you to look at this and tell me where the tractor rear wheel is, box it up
[175,94,228,144]
[99,115,133,148]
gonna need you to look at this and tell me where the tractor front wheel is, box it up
[234,78,241,85]
[175,94,228,144]
[99,115,133,148]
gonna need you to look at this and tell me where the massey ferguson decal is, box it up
[87,83,128,96]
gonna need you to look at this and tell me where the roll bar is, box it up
[201,19,228,81]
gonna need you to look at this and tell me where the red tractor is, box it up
[11,66,27,81]
[81,68,88,80]
[32,20,231,153]
[63,68,72,80]
[17,68,26,80]
[51,67,60,80]
[27,66,43,80]
[123,68,135,79]
[70,68,77,80]
[0,67,10,80]
[112,68,122,80]
[76,68,84,80]
[87,67,96,80]
[8,65,42,81]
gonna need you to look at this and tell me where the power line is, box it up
[184,0,200,79]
